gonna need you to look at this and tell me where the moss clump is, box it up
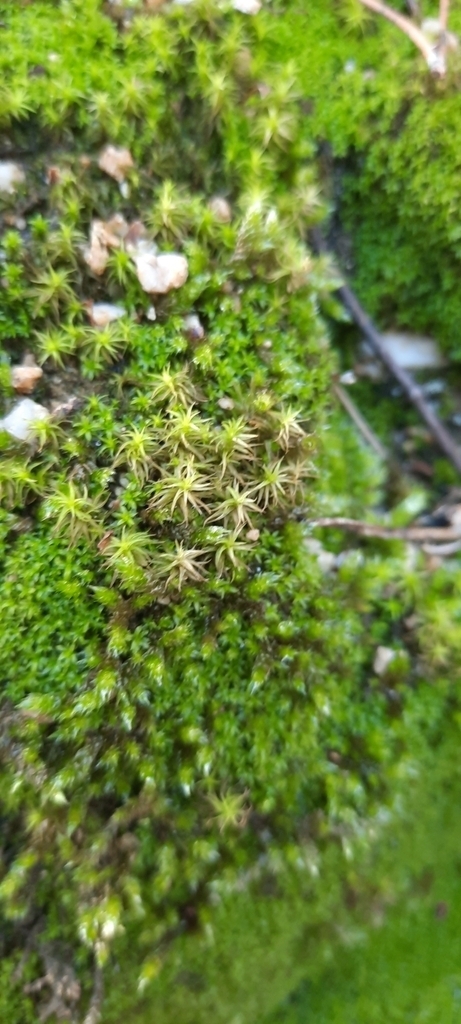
[265,0,461,355]
[1,1,461,1021]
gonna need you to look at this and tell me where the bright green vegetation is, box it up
[269,0,461,356]
[272,740,461,1024]
[1,1,461,1021]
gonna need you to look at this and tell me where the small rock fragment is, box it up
[51,396,81,419]
[103,214,129,242]
[217,396,235,411]
[246,528,260,542]
[233,0,261,12]
[361,332,446,372]
[124,219,151,255]
[86,302,126,327]
[134,252,188,294]
[11,361,43,394]
[83,217,127,276]
[339,370,357,386]
[0,161,25,194]
[305,537,337,573]
[183,314,205,342]
[98,145,134,183]
[1,398,49,443]
[209,196,232,223]
[146,305,157,321]
[373,646,396,677]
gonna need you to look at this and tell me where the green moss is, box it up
[1,1,461,1020]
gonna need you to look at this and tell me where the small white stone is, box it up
[373,646,396,677]
[217,396,235,411]
[1,398,49,443]
[339,370,357,386]
[233,0,261,13]
[373,332,446,371]
[134,252,188,294]
[0,162,25,194]
[87,302,126,327]
[421,17,441,38]
[146,305,157,321]
[183,313,204,341]
[208,196,232,223]
[98,145,134,183]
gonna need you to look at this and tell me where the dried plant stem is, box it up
[438,0,451,66]
[357,0,445,73]
[423,538,461,556]
[337,283,461,474]
[310,517,461,543]
[81,965,103,1024]
[333,382,388,460]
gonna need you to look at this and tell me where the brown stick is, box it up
[81,965,103,1024]
[336,284,461,475]
[405,0,420,16]
[310,517,461,542]
[358,0,445,73]
[438,0,451,66]
[333,382,389,460]
[423,538,461,556]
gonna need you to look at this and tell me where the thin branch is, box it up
[309,517,461,543]
[81,965,103,1024]
[405,0,420,17]
[439,0,451,35]
[422,538,461,556]
[311,229,461,478]
[438,0,451,67]
[358,0,446,74]
[333,382,388,460]
[338,284,461,474]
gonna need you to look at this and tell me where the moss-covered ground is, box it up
[1,1,461,1021]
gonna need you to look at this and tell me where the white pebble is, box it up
[1,398,49,443]
[0,162,25,194]
[134,252,188,294]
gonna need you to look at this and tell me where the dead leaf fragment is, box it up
[98,145,134,183]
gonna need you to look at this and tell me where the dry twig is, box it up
[358,0,446,74]
[333,382,388,460]
[311,228,461,478]
[438,0,451,67]
[310,517,461,543]
[81,964,104,1024]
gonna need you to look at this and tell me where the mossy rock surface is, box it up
[1,1,461,1021]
